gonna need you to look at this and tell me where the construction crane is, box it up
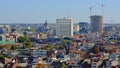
[89,7,92,16]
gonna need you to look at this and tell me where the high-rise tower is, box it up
[56,18,73,37]
[90,15,103,33]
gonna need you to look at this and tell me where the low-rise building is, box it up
[31,49,48,57]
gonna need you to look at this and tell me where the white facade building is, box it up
[73,24,79,32]
[56,18,73,37]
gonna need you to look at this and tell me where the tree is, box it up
[17,36,32,49]
[0,55,5,64]
[0,45,3,49]
[43,45,54,50]
[62,39,71,43]
[17,36,25,43]
[3,44,11,51]
[17,36,31,43]
[10,45,18,50]
[60,62,68,68]
[92,46,99,54]
[23,42,32,48]
[61,39,71,47]
[24,36,31,42]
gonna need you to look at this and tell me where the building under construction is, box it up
[90,15,103,33]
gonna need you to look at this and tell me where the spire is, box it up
[45,20,47,24]
[44,20,48,28]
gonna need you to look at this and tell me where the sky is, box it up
[0,0,120,24]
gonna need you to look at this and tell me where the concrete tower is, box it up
[90,15,103,33]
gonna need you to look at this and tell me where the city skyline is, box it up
[0,0,120,23]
